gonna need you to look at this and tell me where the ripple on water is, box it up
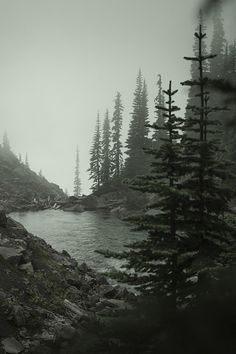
[10,209,146,273]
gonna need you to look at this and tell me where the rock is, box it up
[1,337,24,354]
[66,277,83,289]
[0,210,7,227]
[0,247,23,264]
[104,299,133,311]
[64,299,87,318]
[12,305,26,327]
[63,204,85,212]
[99,284,117,298]
[7,218,28,236]
[96,274,109,285]
[18,262,34,273]
[78,262,91,273]
[62,250,71,258]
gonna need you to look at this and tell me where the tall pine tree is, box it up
[88,113,102,192]
[152,74,167,150]
[101,110,111,187]
[73,146,82,197]
[210,1,226,79]
[111,92,124,179]
[181,24,234,290]
[124,69,150,178]
[100,82,187,306]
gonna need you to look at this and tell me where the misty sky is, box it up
[0,0,235,195]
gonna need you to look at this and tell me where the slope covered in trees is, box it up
[0,141,65,211]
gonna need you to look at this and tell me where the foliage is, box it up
[88,113,102,192]
[124,69,150,178]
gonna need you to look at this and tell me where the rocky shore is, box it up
[0,211,134,354]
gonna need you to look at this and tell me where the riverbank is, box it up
[0,212,134,353]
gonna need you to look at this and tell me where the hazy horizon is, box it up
[0,0,235,195]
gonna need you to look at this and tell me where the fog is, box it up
[0,0,235,194]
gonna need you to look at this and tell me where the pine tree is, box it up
[88,113,102,192]
[18,153,22,162]
[101,110,111,186]
[74,146,82,197]
[124,69,150,178]
[25,153,29,168]
[152,74,167,149]
[111,92,124,179]
[209,1,226,78]
[181,24,234,289]
[100,82,186,306]
[39,169,43,177]
[185,10,209,140]
[3,131,10,151]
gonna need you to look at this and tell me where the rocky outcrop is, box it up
[0,211,134,353]
[0,147,65,212]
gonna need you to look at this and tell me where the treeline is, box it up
[0,131,46,177]
[88,4,236,192]
[73,6,236,353]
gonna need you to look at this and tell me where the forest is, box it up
[0,0,236,353]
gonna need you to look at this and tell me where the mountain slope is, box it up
[0,146,65,211]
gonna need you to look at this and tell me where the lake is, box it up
[11,209,146,273]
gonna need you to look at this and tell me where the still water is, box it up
[11,209,145,273]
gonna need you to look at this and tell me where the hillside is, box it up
[0,146,65,212]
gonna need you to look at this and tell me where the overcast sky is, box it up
[0,0,235,195]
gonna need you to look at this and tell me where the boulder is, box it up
[64,299,87,318]
[1,337,24,354]
[12,305,26,327]
[18,262,34,273]
[0,247,23,265]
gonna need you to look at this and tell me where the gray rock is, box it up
[1,337,24,354]
[64,299,87,318]
[18,262,34,273]
[12,305,26,327]
[0,247,23,262]
[7,218,28,235]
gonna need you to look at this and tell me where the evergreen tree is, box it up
[124,69,150,178]
[111,92,124,179]
[3,131,10,151]
[39,169,43,177]
[18,153,22,162]
[152,74,167,149]
[100,82,186,306]
[185,10,208,139]
[101,110,111,186]
[74,146,82,197]
[181,24,234,289]
[210,1,226,78]
[88,113,102,192]
[25,153,29,168]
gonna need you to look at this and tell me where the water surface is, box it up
[11,209,145,272]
